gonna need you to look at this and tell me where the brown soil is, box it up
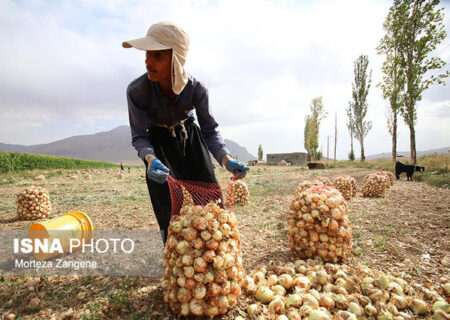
[0,166,449,319]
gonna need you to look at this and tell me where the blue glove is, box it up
[147,158,170,184]
[225,159,250,179]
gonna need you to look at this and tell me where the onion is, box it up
[279,274,294,290]
[267,274,279,286]
[308,310,332,320]
[181,254,193,266]
[183,266,195,278]
[185,279,195,290]
[443,283,450,296]
[377,311,393,320]
[193,257,207,273]
[217,295,229,308]
[247,303,260,315]
[319,294,335,309]
[433,309,450,320]
[294,276,311,290]
[286,293,303,308]
[390,294,408,310]
[347,302,361,316]
[411,298,428,315]
[177,287,192,303]
[176,241,190,255]
[287,310,301,320]
[272,284,286,296]
[433,301,450,313]
[268,295,285,314]
[204,306,219,317]
[180,302,190,316]
[335,311,357,320]
[365,303,378,316]
[206,283,220,297]
[171,221,182,233]
[387,303,399,316]
[189,298,204,316]
[303,294,319,309]
[193,284,206,300]
[375,274,390,290]
[255,286,275,303]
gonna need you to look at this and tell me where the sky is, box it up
[0,0,449,160]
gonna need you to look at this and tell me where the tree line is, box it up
[303,0,448,164]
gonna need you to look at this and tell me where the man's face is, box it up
[145,50,172,83]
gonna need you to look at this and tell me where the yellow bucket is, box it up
[27,211,94,261]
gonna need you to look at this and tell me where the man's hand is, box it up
[223,155,249,179]
[146,154,170,183]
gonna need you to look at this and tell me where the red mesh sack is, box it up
[167,175,230,217]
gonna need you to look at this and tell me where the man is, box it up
[123,22,249,243]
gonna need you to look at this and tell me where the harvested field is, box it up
[0,166,449,319]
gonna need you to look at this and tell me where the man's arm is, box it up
[127,86,155,161]
[194,86,230,166]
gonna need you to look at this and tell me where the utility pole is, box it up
[334,112,337,162]
[327,136,329,160]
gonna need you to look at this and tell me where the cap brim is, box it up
[122,36,171,51]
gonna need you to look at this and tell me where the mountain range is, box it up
[0,126,447,164]
[366,147,449,160]
[0,125,257,164]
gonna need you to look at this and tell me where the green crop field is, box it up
[0,152,118,174]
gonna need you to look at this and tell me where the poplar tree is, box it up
[258,144,263,161]
[348,55,372,161]
[395,0,448,164]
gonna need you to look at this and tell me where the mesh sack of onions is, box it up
[226,179,250,207]
[287,185,352,263]
[333,175,357,200]
[362,173,389,197]
[294,180,325,197]
[381,170,395,187]
[16,186,52,220]
[162,177,244,317]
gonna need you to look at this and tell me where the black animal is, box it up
[308,162,318,170]
[307,162,325,170]
[395,161,425,181]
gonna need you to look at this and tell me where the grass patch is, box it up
[0,151,118,174]
[324,153,449,188]
[414,172,449,188]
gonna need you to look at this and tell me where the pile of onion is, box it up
[16,186,52,220]
[226,180,250,207]
[244,259,450,320]
[362,173,389,197]
[287,185,352,263]
[333,175,357,200]
[161,202,244,317]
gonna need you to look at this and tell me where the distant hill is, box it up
[0,126,256,164]
[224,139,257,162]
[366,147,449,160]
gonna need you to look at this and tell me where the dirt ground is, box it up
[0,166,449,319]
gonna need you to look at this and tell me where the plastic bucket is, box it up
[27,211,94,261]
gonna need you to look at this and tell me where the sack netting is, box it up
[167,175,237,217]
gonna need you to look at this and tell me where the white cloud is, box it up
[0,0,448,159]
